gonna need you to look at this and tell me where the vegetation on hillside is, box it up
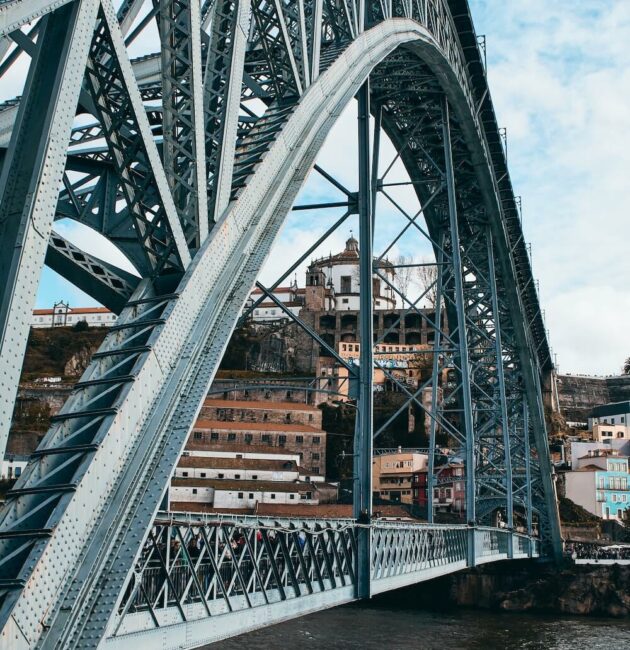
[20,326,107,381]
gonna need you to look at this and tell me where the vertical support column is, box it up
[487,228,514,558]
[0,0,99,463]
[353,79,373,600]
[427,234,445,524]
[441,96,476,565]
[523,399,534,556]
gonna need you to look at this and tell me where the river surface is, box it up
[211,600,630,649]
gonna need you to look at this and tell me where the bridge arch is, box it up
[0,5,560,648]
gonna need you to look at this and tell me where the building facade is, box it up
[372,449,428,504]
[588,401,630,430]
[564,450,630,521]
[412,462,466,517]
[192,397,327,474]
[31,302,117,328]
[168,442,335,513]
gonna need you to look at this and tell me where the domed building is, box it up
[304,235,396,312]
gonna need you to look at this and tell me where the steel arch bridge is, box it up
[0,1,561,648]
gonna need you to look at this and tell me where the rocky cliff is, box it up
[449,562,630,617]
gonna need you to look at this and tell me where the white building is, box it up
[1,454,29,480]
[588,401,630,430]
[168,442,334,513]
[306,235,396,311]
[31,301,117,328]
[245,284,305,322]
[170,478,320,510]
[242,236,398,322]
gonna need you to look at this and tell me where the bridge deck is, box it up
[103,515,538,649]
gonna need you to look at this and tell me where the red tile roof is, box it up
[253,503,417,519]
[171,477,316,492]
[184,442,298,455]
[194,419,325,433]
[178,456,297,471]
[204,398,318,412]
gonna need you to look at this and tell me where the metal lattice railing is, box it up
[111,515,538,638]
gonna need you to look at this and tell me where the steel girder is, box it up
[0,2,561,647]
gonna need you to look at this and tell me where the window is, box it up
[210,432,219,441]
[238,492,244,499]
[308,414,313,422]
[313,436,321,444]
[245,434,253,443]
[194,431,202,440]
[249,493,254,499]
[341,276,352,293]
[342,298,349,304]
[227,433,236,441]
[182,471,189,477]
[235,474,241,479]
[312,467,319,474]
[252,474,258,480]
[271,493,276,499]
[296,435,304,444]
[286,390,292,399]
[262,434,271,443]
[290,494,295,500]
[192,488,198,495]
[279,435,287,446]
[218,473,225,479]
[200,472,206,478]
[312,453,320,461]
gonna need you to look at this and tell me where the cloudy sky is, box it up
[35,1,629,376]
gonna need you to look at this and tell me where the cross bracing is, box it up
[0,1,560,647]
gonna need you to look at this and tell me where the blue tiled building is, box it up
[564,450,630,521]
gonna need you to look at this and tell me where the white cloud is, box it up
[470,0,630,374]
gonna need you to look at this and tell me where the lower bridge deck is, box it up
[103,514,539,649]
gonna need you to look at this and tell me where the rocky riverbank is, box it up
[391,560,630,618]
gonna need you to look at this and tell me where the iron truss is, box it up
[0,1,560,647]
[106,514,535,646]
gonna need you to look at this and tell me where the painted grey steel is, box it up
[102,515,537,648]
[0,0,101,483]
[353,79,373,600]
[441,96,476,536]
[0,1,563,647]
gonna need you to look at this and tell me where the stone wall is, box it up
[555,373,630,423]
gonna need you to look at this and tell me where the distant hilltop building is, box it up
[244,235,397,322]
[31,301,117,328]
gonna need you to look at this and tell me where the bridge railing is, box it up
[111,515,539,639]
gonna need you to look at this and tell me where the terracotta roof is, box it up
[33,307,113,315]
[171,477,317,493]
[253,503,416,519]
[169,503,254,515]
[578,452,627,460]
[250,287,295,295]
[574,465,602,472]
[184,442,299,456]
[178,456,297,471]
[194,419,325,434]
[204,398,318,412]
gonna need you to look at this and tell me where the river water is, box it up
[212,599,630,649]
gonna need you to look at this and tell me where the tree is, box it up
[624,356,630,375]
[393,254,415,301]
[416,259,439,308]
